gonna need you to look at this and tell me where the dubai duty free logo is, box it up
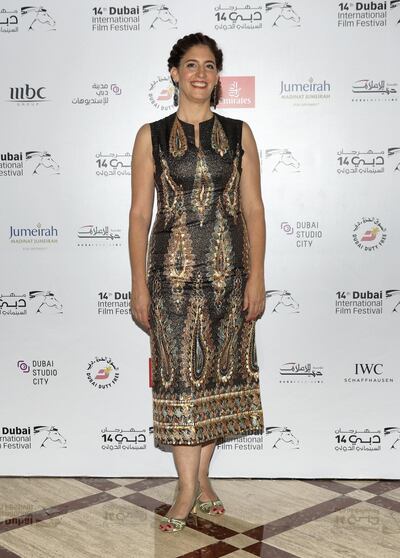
[86,356,119,389]
[352,217,387,252]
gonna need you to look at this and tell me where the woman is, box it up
[129,32,266,532]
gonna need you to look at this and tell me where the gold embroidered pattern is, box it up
[148,113,264,448]
[222,143,242,224]
[163,210,195,309]
[191,147,214,226]
[149,271,177,389]
[206,198,234,309]
[211,115,230,157]
[241,211,251,275]
[152,386,264,445]
[241,319,260,379]
[216,270,243,384]
[159,146,184,226]
[146,229,156,280]
[169,115,188,157]
[181,272,215,389]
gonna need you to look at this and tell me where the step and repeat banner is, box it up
[1,1,399,478]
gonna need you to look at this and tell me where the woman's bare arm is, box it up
[240,121,266,321]
[128,123,155,332]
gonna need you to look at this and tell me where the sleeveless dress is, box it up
[147,110,264,447]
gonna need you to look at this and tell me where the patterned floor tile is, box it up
[106,477,145,486]
[105,486,136,498]
[223,533,262,549]
[0,498,216,558]
[334,479,381,490]
[258,501,400,558]
[0,478,398,558]
[378,487,400,504]
[345,489,378,501]
[0,477,103,522]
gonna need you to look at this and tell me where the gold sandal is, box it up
[196,490,225,515]
[159,492,198,532]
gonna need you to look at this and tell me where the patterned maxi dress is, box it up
[147,110,264,447]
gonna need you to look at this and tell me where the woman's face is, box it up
[171,44,218,105]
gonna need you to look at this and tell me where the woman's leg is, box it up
[197,440,219,500]
[165,444,202,519]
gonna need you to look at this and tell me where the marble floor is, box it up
[0,477,399,557]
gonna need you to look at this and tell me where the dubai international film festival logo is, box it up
[86,356,120,389]
[352,217,387,251]
[214,3,302,30]
[0,150,60,178]
[337,2,389,29]
[0,6,56,33]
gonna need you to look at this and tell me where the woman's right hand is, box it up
[130,282,152,334]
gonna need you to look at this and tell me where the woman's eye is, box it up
[185,62,215,70]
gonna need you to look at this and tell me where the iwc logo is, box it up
[86,356,119,389]
[352,217,387,251]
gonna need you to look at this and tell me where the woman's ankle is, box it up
[177,479,199,493]
[198,474,210,484]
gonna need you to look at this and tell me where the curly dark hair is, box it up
[167,32,223,106]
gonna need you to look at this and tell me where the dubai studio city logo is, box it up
[352,217,387,251]
[17,358,60,386]
[86,356,120,389]
[281,220,323,248]
[72,83,122,106]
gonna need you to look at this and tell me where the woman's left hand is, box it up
[243,274,266,322]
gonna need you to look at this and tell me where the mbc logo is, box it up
[9,84,47,101]
[355,363,383,375]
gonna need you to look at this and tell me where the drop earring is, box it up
[211,84,217,109]
[173,82,179,107]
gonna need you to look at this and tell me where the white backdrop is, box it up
[1,1,400,478]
